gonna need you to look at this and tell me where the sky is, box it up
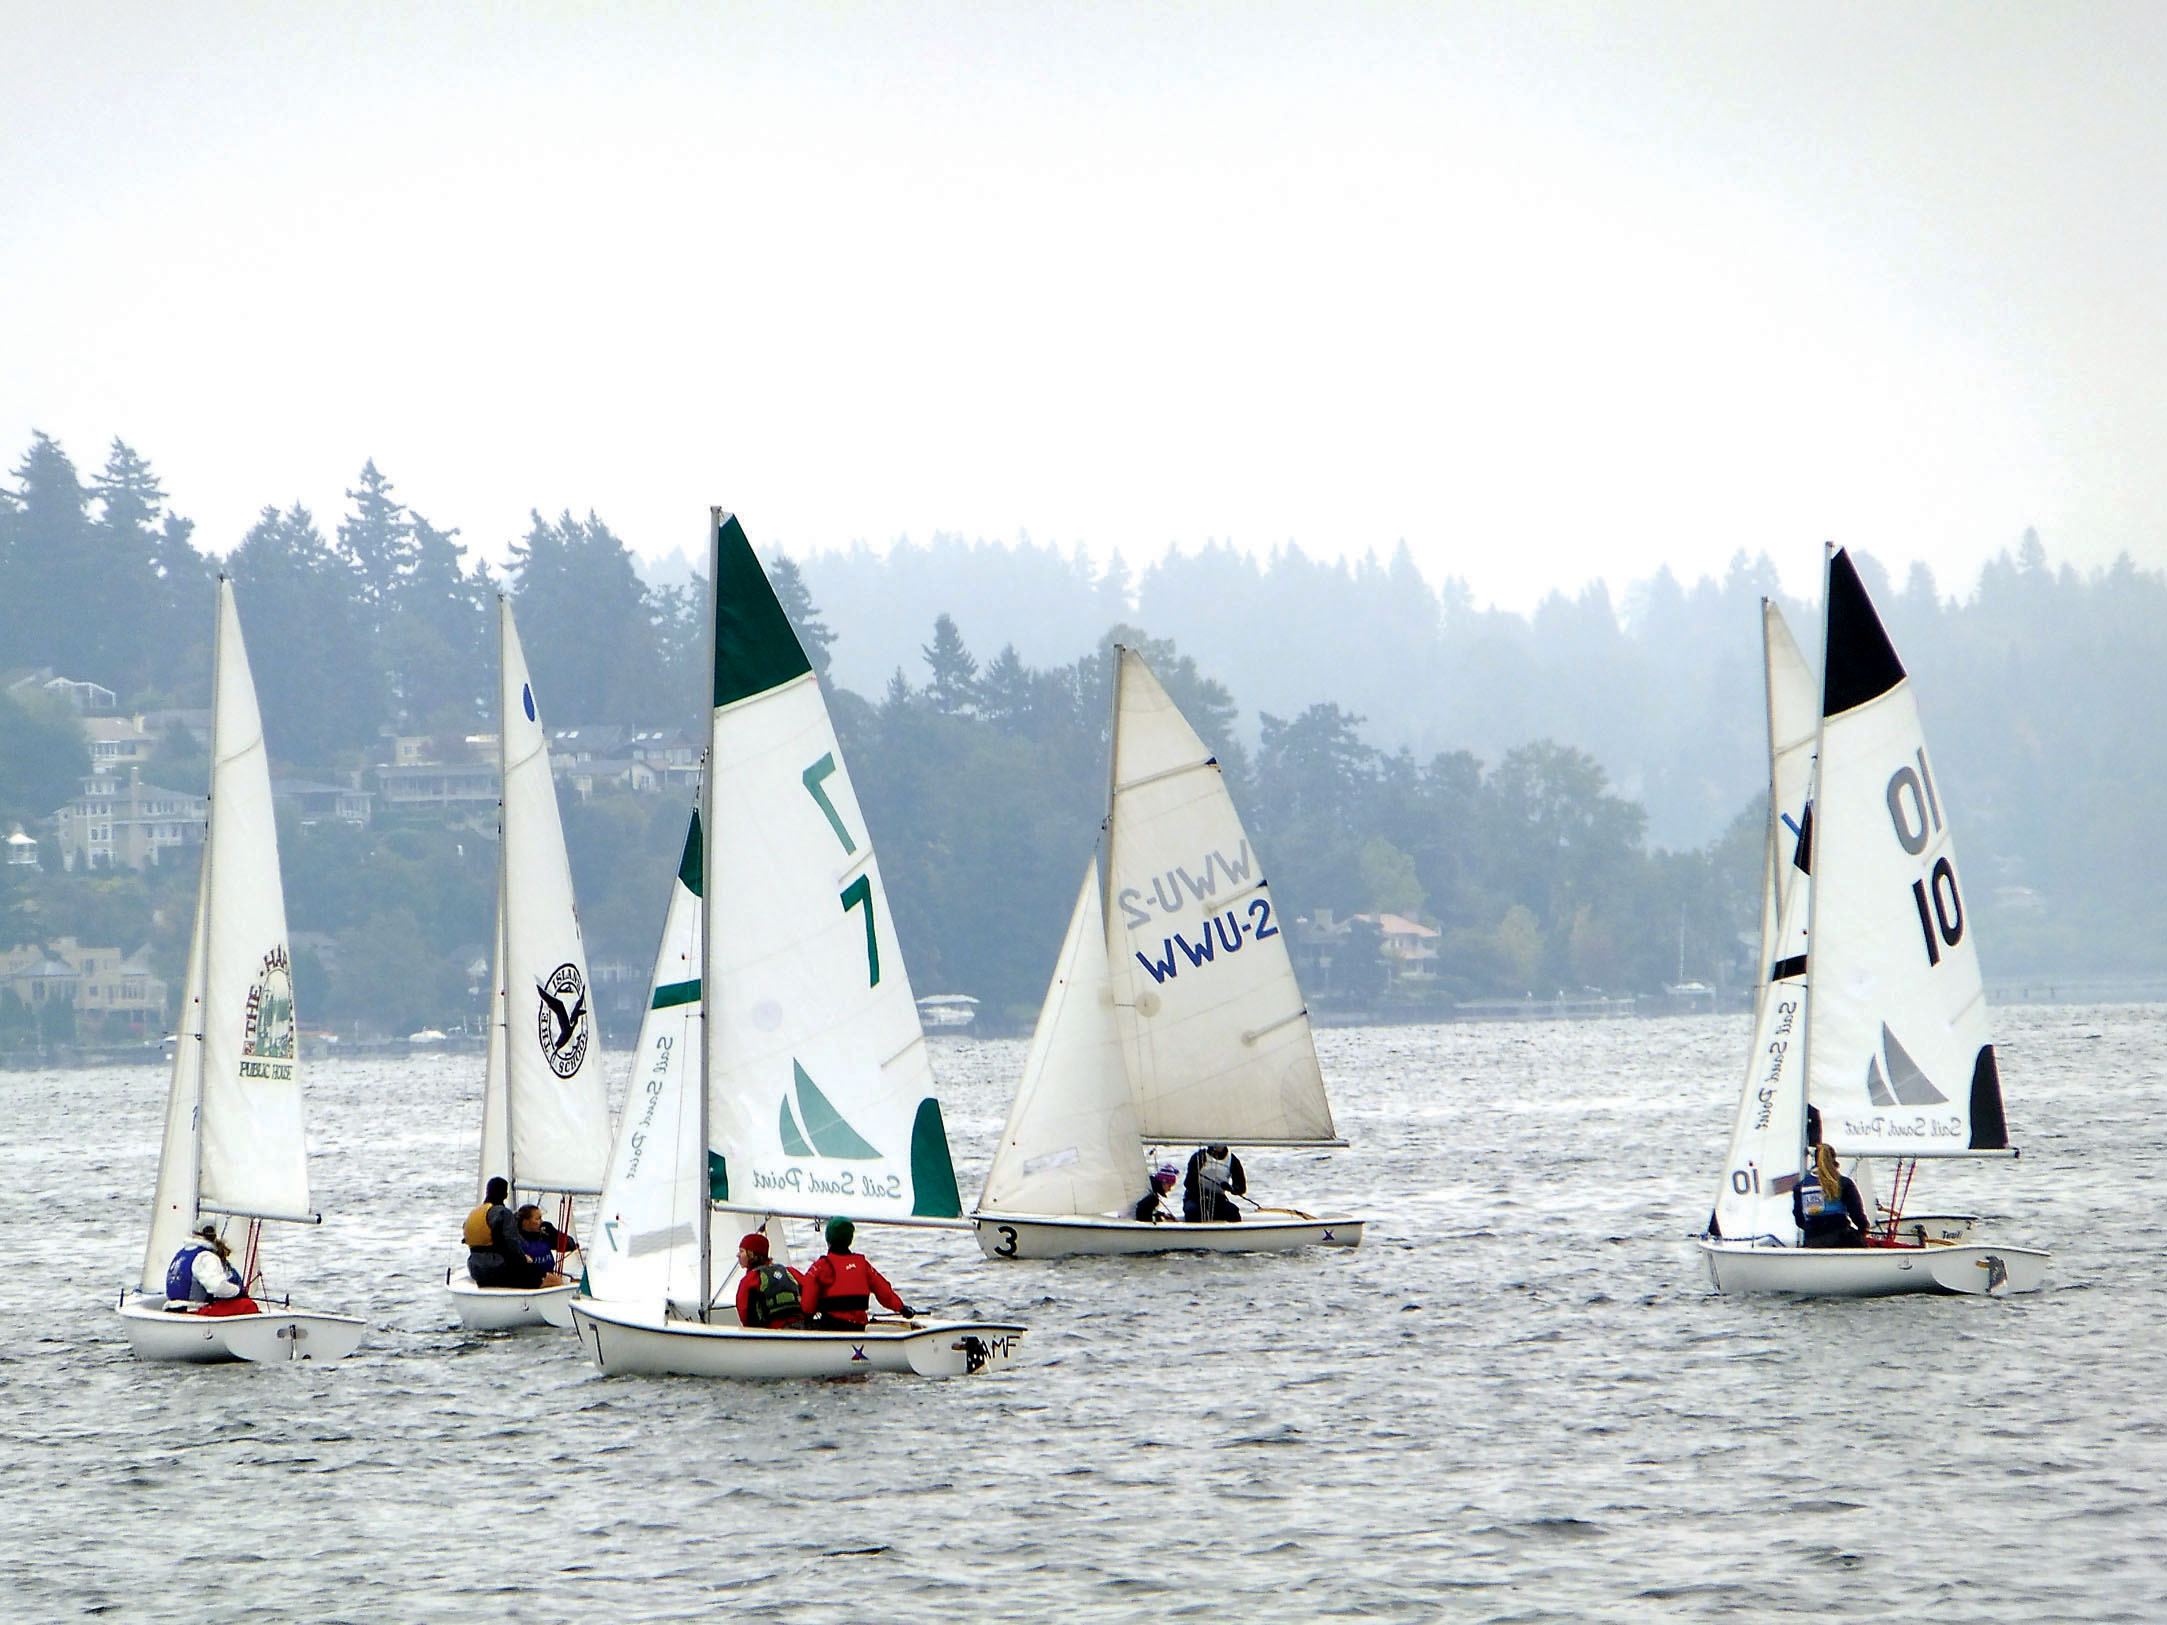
[5,1,2165,613]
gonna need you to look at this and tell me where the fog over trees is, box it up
[3,430,2162,1041]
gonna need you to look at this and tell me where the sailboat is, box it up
[567,510,1025,1378]
[447,597,611,1330]
[970,646,1363,1260]
[116,580,366,1363]
[1698,551,2049,1296]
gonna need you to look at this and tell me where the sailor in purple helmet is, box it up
[1131,1163,1180,1223]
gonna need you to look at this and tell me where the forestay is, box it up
[1805,549,2008,1158]
[587,811,707,1310]
[703,510,964,1223]
[1103,647,1335,1145]
[979,861,1148,1218]
[497,599,609,1193]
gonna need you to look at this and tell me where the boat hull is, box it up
[446,1275,579,1330]
[1698,1239,2048,1298]
[568,1297,1026,1379]
[118,1297,367,1363]
[972,1211,1364,1260]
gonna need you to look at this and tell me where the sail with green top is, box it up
[701,510,963,1223]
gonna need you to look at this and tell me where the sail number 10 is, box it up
[1887,750,1964,967]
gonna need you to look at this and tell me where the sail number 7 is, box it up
[805,754,880,985]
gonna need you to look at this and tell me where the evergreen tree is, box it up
[768,553,834,679]
[508,510,664,727]
[226,504,383,768]
[0,434,94,675]
[921,613,979,715]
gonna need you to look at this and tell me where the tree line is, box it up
[4,428,2162,1041]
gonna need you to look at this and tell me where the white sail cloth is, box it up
[1758,601,1818,975]
[495,599,609,1193]
[1806,552,2003,1158]
[1103,648,1336,1145]
[587,814,706,1311]
[140,581,312,1291]
[979,861,1150,1217]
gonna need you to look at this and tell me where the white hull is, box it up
[446,1274,579,1330]
[1698,1239,2049,1298]
[972,1211,1364,1260]
[118,1297,367,1363]
[568,1296,1026,1379]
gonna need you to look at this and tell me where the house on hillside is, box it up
[52,768,207,871]
[273,778,374,828]
[5,826,38,869]
[4,668,116,714]
[0,937,167,1040]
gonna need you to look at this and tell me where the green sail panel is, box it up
[792,1061,881,1159]
[909,1097,963,1218]
[676,808,704,898]
[710,511,813,709]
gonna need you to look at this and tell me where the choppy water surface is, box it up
[4,1006,2162,1623]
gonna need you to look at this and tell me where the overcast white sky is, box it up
[5,2,2164,611]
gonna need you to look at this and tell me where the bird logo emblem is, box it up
[536,962,590,1079]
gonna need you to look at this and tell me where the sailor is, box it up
[1183,1143,1247,1223]
[732,1232,806,1329]
[1132,1163,1180,1223]
[1794,1142,1870,1248]
[799,1217,916,1330]
[465,1177,547,1288]
[165,1223,258,1316]
[513,1205,574,1285]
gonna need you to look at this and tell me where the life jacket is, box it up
[462,1203,494,1248]
[1798,1176,1859,1244]
[745,1263,803,1328]
[811,1253,874,1321]
[165,1243,237,1303]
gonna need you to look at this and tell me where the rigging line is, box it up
[1112,756,1216,796]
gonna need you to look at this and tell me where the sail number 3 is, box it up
[1887,750,1964,968]
[806,753,880,986]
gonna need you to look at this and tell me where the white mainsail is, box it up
[495,597,609,1193]
[1103,647,1336,1146]
[140,581,311,1290]
[1805,547,2007,1158]
[587,810,707,1311]
[703,509,964,1229]
[979,861,1149,1218]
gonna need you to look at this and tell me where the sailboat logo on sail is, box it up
[239,946,296,1078]
[537,963,591,1079]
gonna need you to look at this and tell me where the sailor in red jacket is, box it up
[732,1231,806,1329]
[799,1217,916,1330]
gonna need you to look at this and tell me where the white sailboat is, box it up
[116,580,366,1363]
[1698,552,2049,1297]
[448,597,611,1330]
[567,509,1025,1378]
[971,646,1363,1260]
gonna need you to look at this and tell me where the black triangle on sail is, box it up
[1791,802,1812,876]
[1822,548,1908,718]
[1968,1045,2009,1149]
[1882,1024,1948,1105]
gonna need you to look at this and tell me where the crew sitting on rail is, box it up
[464,1177,560,1289]
[1183,1143,1247,1222]
[166,1223,260,1316]
[733,1232,806,1329]
[800,1217,916,1330]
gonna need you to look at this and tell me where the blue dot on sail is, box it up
[522,684,536,722]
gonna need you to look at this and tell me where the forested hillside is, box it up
[2,430,2161,1041]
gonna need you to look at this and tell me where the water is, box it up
[4,1006,2162,1623]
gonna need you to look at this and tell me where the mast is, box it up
[494,593,517,1196]
[1797,545,1834,1177]
[1098,644,1123,929]
[697,508,721,1319]
[194,578,226,1221]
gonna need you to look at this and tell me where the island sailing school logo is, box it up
[240,946,296,1080]
[536,962,591,1079]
